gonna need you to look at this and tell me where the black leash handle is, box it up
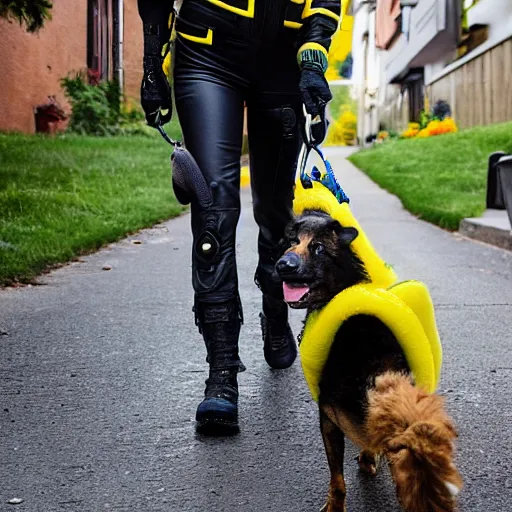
[297,104,328,188]
[296,104,350,204]
[153,8,183,150]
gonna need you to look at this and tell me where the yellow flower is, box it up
[440,117,458,133]
[401,128,419,138]
[398,116,458,139]
[324,107,357,146]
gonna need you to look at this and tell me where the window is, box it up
[404,70,424,122]
[87,0,113,80]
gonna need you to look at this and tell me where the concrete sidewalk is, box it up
[1,147,512,511]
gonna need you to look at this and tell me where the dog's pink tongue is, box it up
[283,283,310,303]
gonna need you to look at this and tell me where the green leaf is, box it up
[0,0,53,32]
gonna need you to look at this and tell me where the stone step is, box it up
[459,209,512,251]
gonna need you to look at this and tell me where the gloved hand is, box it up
[141,55,173,127]
[299,63,332,119]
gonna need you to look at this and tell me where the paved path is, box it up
[1,148,511,511]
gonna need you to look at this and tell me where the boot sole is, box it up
[265,357,297,370]
[196,397,239,436]
[264,346,298,370]
[196,417,240,436]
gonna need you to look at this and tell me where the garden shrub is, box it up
[61,70,147,136]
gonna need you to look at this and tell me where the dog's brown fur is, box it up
[276,210,462,512]
[367,372,463,512]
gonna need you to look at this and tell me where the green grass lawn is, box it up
[349,121,512,230]
[0,122,185,286]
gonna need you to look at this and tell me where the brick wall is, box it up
[123,0,143,109]
[0,1,87,133]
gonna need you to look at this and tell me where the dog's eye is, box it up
[312,243,325,256]
[289,237,300,246]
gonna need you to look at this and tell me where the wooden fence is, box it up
[427,37,512,130]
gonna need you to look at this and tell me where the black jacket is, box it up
[137,0,341,71]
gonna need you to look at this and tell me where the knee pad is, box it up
[195,227,221,263]
[192,209,240,299]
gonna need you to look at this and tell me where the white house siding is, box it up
[351,1,385,142]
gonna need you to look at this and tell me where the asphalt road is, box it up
[1,148,512,512]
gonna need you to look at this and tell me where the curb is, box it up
[459,210,512,251]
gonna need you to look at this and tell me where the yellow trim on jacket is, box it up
[206,0,255,18]
[302,0,341,22]
[177,28,213,45]
[297,42,329,59]
[284,20,303,29]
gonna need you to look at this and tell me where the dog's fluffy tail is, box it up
[367,372,463,512]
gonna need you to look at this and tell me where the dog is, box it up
[275,209,463,512]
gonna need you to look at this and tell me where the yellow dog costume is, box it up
[293,177,442,403]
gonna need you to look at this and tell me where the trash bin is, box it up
[486,151,506,209]
[497,154,512,227]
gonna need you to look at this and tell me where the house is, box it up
[0,0,144,134]
[351,0,512,142]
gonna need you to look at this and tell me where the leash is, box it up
[297,105,350,204]
[152,7,345,205]
[155,121,182,149]
[152,70,349,205]
[152,7,183,149]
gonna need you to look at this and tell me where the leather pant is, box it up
[173,1,303,320]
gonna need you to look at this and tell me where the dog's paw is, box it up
[357,450,380,476]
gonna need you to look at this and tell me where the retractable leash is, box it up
[297,104,350,205]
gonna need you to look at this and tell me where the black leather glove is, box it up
[299,63,332,118]
[141,55,173,127]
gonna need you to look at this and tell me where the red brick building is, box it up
[0,0,144,133]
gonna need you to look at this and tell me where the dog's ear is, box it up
[338,226,358,246]
[328,220,359,246]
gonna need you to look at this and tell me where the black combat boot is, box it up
[195,298,243,435]
[260,295,297,370]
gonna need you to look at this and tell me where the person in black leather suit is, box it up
[137,0,341,434]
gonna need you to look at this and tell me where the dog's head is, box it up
[275,210,369,311]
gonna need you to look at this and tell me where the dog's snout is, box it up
[276,252,301,275]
